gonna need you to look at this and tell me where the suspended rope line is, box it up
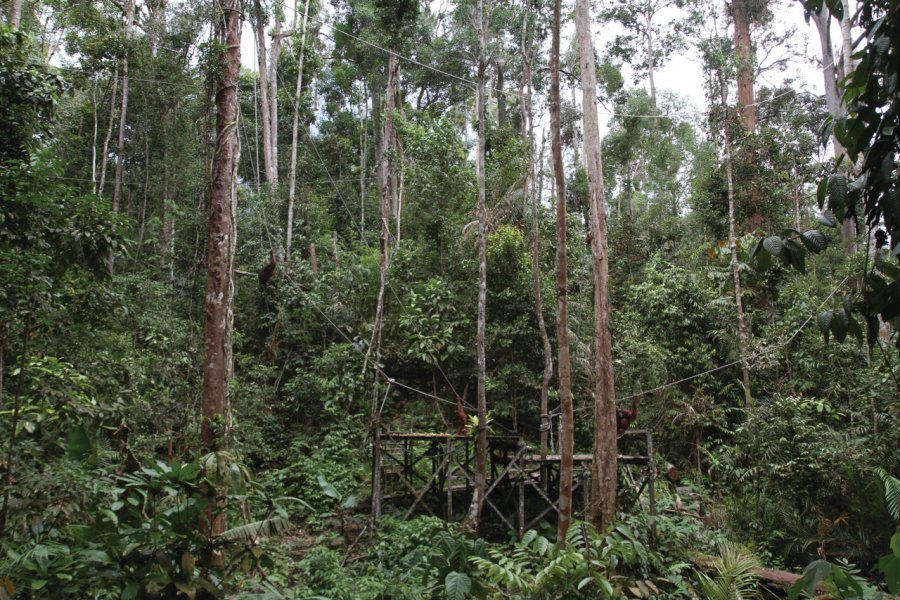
[571,275,851,412]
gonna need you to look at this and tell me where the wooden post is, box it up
[517,449,525,538]
[446,437,454,520]
[371,422,382,525]
[647,430,657,544]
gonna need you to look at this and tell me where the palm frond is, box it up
[696,542,762,600]
[218,516,290,543]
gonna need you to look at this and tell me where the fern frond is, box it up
[875,467,900,523]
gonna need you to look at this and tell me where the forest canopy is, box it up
[0,0,898,597]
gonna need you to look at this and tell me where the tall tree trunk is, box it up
[286,0,311,261]
[721,76,752,404]
[112,0,134,215]
[360,85,368,240]
[645,12,656,104]
[838,0,853,77]
[534,134,552,461]
[269,10,282,185]
[808,1,858,252]
[109,0,135,275]
[496,61,506,129]
[462,0,488,534]
[520,11,553,463]
[98,67,119,196]
[8,0,22,29]
[577,0,618,531]
[732,0,756,131]
[254,0,274,185]
[363,49,398,374]
[202,0,241,560]
[551,0,574,544]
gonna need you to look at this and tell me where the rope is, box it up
[572,274,851,412]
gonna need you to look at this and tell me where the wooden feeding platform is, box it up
[370,428,657,538]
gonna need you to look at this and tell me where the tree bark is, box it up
[91,81,99,194]
[269,9,282,185]
[360,85,368,240]
[286,0,311,261]
[202,0,241,557]
[551,0,574,544]
[496,61,506,129]
[112,0,135,217]
[254,0,275,185]
[732,0,756,132]
[520,14,553,463]
[576,0,618,531]
[8,0,22,29]
[807,1,858,253]
[721,76,753,404]
[363,48,398,374]
[462,0,488,534]
[98,68,119,197]
[645,10,656,104]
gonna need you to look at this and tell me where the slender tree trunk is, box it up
[109,0,135,275]
[534,134,552,461]
[462,0,488,534]
[269,11,282,185]
[521,14,553,463]
[721,78,752,404]
[136,132,150,261]
[645,14,656,104]
[112,0,135,216]
[363,49,398,374]
[98,69,119,197]
[732,0,756,131]
[202,0,241,561]
[551,0,574,544]
[496,61,506,129]
[91,80,99,194]
[360,85,368,240]
[332,231,340,267]
[286,0,311,261]
[309,242,318,275]
[254,0,274,185]
[576,0,618,531]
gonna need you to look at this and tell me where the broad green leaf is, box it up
[817,177,828,208]
[828,173,848,209]
[815,210,837,227]
[783,241,806,273]
[317,475,340,500]
[825,0,844,20]
[445,571,471,600]
[817,311,834,335]
[831,309,849,342]
[750,237,765,260]
[794,560,832,598]
[121,582,140,600]
[880,550,900,594]
[763,236,783,256]
[847,317,863,343]
[801,230,828,252]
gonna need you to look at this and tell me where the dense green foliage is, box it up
[1,0,898,597]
